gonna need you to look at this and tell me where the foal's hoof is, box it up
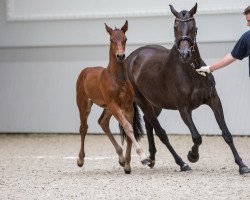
[187,151,199,163]
[119,160,125,167]
[77,158,84,167]
[180,163,192,171]
[141,158,151,166]
[239,166,250,175]
[124,169,131,174]
[148,159,155,169]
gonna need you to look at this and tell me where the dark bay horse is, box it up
[76,21,150,174]
[126,3,250,174]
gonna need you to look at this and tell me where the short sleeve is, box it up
[231,31,250,60]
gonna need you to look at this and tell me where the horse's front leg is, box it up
[207,93,250,174]
[98,109,125,167]
[109,104,150,166]
[179,107,202,163]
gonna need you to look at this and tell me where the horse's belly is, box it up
[139,88,177,110]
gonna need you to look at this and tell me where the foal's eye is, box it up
[124,38,127,42]
[110,38,114,43]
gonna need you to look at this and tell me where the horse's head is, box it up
[170,3,198,63]
[105,21,128,62]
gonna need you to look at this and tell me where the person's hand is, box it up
[196,66,211,76]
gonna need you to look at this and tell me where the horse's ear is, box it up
[169,5,179,18]
[105,23,113,35]
[121,20,128,33]
[189,3,198,17]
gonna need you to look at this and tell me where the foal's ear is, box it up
[189,3,198,17]
[105,23,113,35]
[121,20,128,33]
[169,5,179,18]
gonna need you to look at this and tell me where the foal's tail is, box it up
[119,102,144,143]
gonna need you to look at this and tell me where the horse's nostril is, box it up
[180,49,190,59]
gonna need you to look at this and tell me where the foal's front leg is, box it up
[98,109,125,167]
[109,105,150,166]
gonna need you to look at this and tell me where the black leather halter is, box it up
[174,17,197,52]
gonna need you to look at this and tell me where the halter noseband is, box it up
[174,17,197,52]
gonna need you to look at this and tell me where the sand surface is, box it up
[0,134,250,200]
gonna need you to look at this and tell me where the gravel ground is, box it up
[0,133,250,200]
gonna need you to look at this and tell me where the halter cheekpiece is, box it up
[174,17,197,52]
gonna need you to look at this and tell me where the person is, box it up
[196,5,250,76]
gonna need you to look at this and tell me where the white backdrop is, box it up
[0,0,250,135]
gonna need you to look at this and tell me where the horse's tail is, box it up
[119,102,144,144]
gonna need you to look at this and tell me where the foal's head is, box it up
[170,3,198,63]
[105,21,128,62]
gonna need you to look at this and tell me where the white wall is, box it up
[0,0,250,135]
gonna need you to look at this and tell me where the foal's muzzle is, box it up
[116,53,125,61]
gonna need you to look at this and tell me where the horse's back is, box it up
[127,45,169,64]
[126,45,170,79]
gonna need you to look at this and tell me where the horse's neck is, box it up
[190,45,203,69]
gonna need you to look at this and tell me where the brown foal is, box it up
[76,21,150,174]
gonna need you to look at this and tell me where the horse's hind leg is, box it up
[144,116,156,168]
[208,94,250,174]
[137,98,190,171]
[98,109,125,167]
[178,107,202,163]
[76,95,92,167]
[143,106,165,168]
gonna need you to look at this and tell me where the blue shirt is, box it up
[231,30,250,76]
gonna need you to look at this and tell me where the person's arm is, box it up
[196,53,236,73]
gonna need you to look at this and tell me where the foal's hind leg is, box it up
[208,94,250,174]
[98,109,125,167]
[76,98,93,167]
[124,136,132,174]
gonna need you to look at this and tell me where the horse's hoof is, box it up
[148,160,155,169]
[180,163,192,171]
[141,158,151,166]
[187,151,199,163]
[239,166,250,175]
[77,158,84,167]
[119,160,125,167]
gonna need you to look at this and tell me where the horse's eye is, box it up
[125,38,127,42]
[110,38,114,43]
